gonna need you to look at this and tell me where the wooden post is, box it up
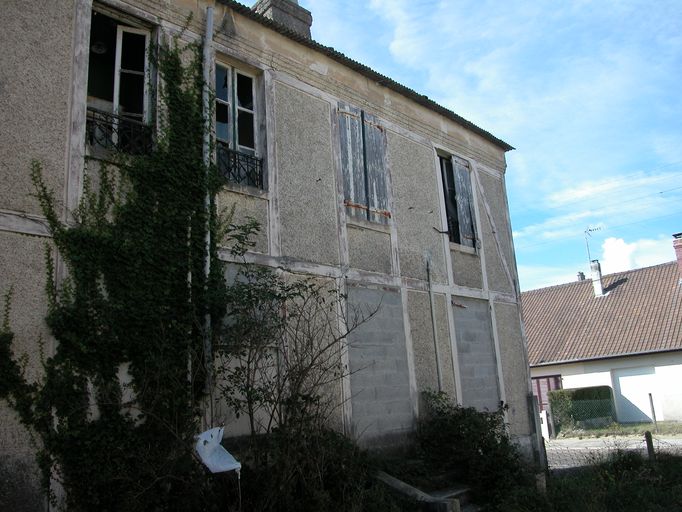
[644,431,656,463]
[648,393,658,433]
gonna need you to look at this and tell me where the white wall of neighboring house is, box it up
[532,351,682,423]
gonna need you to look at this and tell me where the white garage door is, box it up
[612,367,656,423]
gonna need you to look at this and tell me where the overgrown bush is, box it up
[224,427,408,512]
[417,391,540,509]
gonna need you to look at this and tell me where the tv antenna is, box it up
[584,226,602,263]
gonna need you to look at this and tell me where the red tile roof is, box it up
[522,262,682,366]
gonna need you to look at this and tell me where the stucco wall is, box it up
[408,290,456,408]
[0,1,74,216]
[387,132,447,283]
[495,302,531,436]
[273,82,339,266]
[347,224,392,274]
[216,188,269,254]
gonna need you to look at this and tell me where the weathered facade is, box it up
[0,0,538,502]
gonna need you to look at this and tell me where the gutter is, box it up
[530,347,682,368]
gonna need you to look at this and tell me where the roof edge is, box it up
[217,0,515,152]
[530,347,682,368]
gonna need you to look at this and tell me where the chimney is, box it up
[577,271,585,281]
[590,260,603,297]
[253,0,313,39]
[674,232,682,284]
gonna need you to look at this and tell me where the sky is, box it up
[293,0,682,290]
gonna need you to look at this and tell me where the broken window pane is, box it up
[236,74,253,110]
[121,31,146,72]
[216,103,229,143]
[215,65,229,102]
[119,72,144,117]
[237,110,254,149]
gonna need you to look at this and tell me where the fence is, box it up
[545,433,682,470]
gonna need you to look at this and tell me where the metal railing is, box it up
[86,107,153,155]
[216,141,263,189]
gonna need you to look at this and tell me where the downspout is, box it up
[202,6,214,416]
[426,258,443,392]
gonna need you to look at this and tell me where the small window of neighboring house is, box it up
[337,102,390,224]
[215,63,263,189]
[439,154,476,248]
[86,10,153,154]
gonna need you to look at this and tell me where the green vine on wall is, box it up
[0,40,230,511]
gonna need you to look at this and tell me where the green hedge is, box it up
[549,386,616,433]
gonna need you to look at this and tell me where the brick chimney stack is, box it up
[253,0,313,39]
[674,233,682,284]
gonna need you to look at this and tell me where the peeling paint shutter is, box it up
[338,102,367,220]
[453,156,476,248]
[363,112,389,224]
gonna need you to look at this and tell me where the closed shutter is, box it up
[363,111,389,224]
[338,102,367,221]
[453,156,476,248]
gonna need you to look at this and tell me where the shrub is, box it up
[417,391,536,509]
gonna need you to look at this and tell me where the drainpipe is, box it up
[426,258,443,392]
[202,6,214,411]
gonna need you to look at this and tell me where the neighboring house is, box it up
[0,0,539,496]
[523,235,682,426]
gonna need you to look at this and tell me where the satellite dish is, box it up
[195,427,241,474]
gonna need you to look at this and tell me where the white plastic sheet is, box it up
[195,427,241,474]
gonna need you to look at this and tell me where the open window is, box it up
[337,102,390,224]
[439,154,476,248]
[215,63,263,189]
[86,10,152,154]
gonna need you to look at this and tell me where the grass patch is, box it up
[547,452,682,511]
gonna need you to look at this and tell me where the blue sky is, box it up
[292,0,682,290]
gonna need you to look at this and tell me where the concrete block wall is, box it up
[347,286,413,447]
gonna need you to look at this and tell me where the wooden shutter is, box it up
[363,112,389,224]
[453,156,476,248]
[337,102,367,220]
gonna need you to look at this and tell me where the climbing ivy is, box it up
[0,40,229,511]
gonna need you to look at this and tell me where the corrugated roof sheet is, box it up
[218,0,514,152]
[521,262,682,366]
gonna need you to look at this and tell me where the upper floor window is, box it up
[337,102,390,224]
[215,63,263,189]
[86,10,152,155]
[439,154,476,248]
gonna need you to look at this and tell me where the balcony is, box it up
[86,107,153,156]
[216,141,264,190]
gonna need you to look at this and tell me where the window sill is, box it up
[346,217,391,234]
[449,242,477,255]
[220,180,269,199]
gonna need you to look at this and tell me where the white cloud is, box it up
[600,236,675,274]
[517,264,584,291]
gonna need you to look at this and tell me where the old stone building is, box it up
[1,0,539,502]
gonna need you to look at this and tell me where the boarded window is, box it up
[439,155,476,247]
[338,103,390,224]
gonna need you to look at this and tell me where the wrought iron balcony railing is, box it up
[86,107,153,155]
[216,141,264,190]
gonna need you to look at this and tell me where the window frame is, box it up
[113,25,151,124]
[215,62,258,156]
[438,153,477,249]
